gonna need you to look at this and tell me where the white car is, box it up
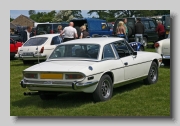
[15,34,62,64]
[20,38,162,102]
[154,33,170,64]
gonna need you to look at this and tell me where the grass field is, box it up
[10,47,170,116]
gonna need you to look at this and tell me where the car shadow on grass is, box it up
[12,81,145,109]
[11,92,94,109]
[113,80,144,96]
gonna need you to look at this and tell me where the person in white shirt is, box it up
[60,22,78,42]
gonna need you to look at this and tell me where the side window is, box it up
[51,36,62,45]
[101,23,108,30]
[113,40,132,58]
[149,21,156,29]
[102,44,115,59]
[142,21,150,30]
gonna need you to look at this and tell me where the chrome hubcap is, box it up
[150,66,157,81]
[101,80,110,98]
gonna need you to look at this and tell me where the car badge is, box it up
[89,66,93,71]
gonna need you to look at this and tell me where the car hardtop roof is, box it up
[31,34,60,38]
[60,37,125,46]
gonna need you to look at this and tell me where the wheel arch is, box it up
[101,71,114,84]
[152,59,159,67]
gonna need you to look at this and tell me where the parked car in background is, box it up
[113,17,159,47]
[20,38,162,102]
[154,32,170,65]
[10,38,23,59]
[36,22,69,35]
[15,34,63,64]
[90,35,145,51]
[107,22,114,31]
[70,18,113,37]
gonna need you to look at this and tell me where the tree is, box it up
[71,10,83,18]
[10,17,14,22]
[30,10,56,22]
[52,10,74,22]
[28,10,36,16]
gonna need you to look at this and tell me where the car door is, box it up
[113,40,146,80]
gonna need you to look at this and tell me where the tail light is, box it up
[50,30,53,34]
[65,73,84,79]
[40,47,44,53]
[24,73,38,79]
[154,42,159,48]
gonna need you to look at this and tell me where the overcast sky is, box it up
[10,10,97,19]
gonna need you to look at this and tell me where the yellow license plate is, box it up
[166,31,169,34]
[40,73,63,79]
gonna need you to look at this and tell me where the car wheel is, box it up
[93,74,113,102]
[143,62,158,85]
[39,91,58,100]
[143,37,148,47]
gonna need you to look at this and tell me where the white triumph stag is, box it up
[20,38,162,102]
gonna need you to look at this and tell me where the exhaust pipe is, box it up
[24,92,39,96]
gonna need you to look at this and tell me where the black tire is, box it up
[143,37,148,47]
[143,62,158,85]
[39,91,58,100]
[93,74,113,102]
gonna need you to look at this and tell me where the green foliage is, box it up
[52,10,83,22]
[10,17,14,22]
[30,10,56,23]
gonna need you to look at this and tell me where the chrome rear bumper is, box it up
[20,79,98,90]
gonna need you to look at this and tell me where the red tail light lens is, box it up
[154,43,159,48]
[24,73,38,79]
[65,74,84,79]
[40,47,44,53]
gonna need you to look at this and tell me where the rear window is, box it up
[23,37,48,46]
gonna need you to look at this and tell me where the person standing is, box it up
[21,26,33,43]
[116,21,126,38]
[60,22,78,42]
[56,25,63,34]
[79,25,89,38]
[156,21,165,41]
[134,18,144,44]
[123,18,129,42]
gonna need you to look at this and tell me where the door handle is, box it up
[124,62,128,65]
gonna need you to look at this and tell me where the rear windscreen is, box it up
[23,37,48,46]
